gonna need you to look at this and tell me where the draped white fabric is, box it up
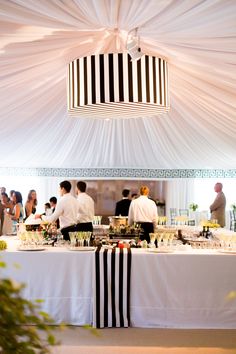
[0,0,235,169]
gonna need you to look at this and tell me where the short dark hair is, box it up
[45,202,50,209]
[60,180,71,193]
[122,189,130,198]
[77,181,86,193]
[49,196,57,204]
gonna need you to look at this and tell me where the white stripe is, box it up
[87,56,92,105]
[107,250,112,327]
[156,58,160,105]
[123,248,128,327]
[123,53,129,103]
[95,55,100,103]
[132,60,138,102]
[99,248,105,328]
[113,53,119,102]
[115,248,120,327]
[140,55,146,102]
[79,58,84,106]
[160,58,164,106]
[68,64,72,109]
[149,56,154,103]
[73,60,78,107]
[104,54,110,103]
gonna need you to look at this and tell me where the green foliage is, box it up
[0,260,60,354]
[0,240,7,250]
[231,204,236,211]
[189,203,198,212]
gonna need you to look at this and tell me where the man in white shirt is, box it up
[38,180,79,240]
[76,181,95,232]
[128,186,158,243]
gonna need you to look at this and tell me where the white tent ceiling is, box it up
[0,0,235,170]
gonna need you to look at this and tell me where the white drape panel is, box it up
[0,0,235,169]
[166,179,194,219]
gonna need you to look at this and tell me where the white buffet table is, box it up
[1,237,236,329]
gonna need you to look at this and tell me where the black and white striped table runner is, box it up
[93,247,132,328]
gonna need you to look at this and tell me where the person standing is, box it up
[210,182,226,227]
[49,196,59,228]
[115,189,131,216]
[76,181,95,232]
[36,180,79,240]
[25,189,37,218]
[128,186,158,243]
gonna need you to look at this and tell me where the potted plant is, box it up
[231,204,236,212]
[0,260,60,353]
[189,203,198,212]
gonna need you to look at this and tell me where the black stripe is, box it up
[95,248,100,328]
[163,60,166,106]
[91,55,96,104]
[111,248,116,327]
[159,58,162,105]
[99,54,105,103]
[119,248,124,327]
[127,248,132,326]
[71,62,75,108]
[103,249,108,327]
[137,59,142,102]
[118,53,124,101]
[145,56,150,103]
[76,60,80,106]
[153,57,156,103]
[84,57,87,105]
[128,55,133,102]
[109,54,114,102]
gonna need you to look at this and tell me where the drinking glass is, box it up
[69,232,77,247]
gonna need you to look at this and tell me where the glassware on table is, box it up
[69,232,77,247]
[149,233,156,247]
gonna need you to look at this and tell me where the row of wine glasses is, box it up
[150,231,176,248]
[69,232,92,247]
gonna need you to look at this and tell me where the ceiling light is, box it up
[67,52,170,119]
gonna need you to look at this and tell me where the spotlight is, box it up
[126,28,143,62]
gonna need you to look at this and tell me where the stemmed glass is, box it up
[149,233,156,248]
[156,232,163,248]
[69,232,77,247]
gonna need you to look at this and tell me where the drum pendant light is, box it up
[67,52,169,119]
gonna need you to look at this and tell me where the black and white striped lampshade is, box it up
[67,53,169,119]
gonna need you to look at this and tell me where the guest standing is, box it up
[76,181,95,232]
[210,182,226,227]
[9,191,24,232]
[25,189,37,218]
[115,189,131,216]
[36,181,79,240]
[1,192,13,234]
[128,186,158,243]
[49,196,60,228]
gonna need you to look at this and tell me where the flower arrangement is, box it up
[189,203,198,212]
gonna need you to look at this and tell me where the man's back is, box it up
[115,198,131,216]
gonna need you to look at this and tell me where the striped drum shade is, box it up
[67,53,169,119]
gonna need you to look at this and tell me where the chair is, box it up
[179,209,189,217]
[230,210,236,231]
[170,208,177,225]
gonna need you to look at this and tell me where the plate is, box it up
[17,247,45,251]
[102,245,114,250]
[148,248,174,253]
[217,249,236,255]
[69,246,95,251]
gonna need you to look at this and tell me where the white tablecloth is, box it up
[130,249,236,328]
[1,238,93,326]
[1,237,236,329]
